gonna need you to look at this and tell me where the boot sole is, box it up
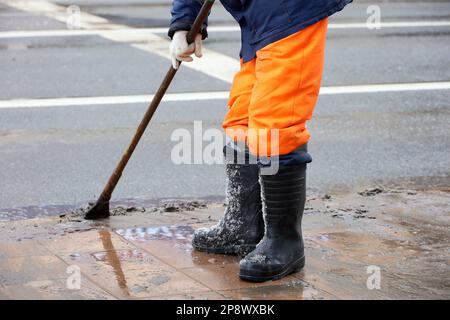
[193,244,257,256]
[239,255,305,282]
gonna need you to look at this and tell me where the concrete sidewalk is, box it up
[0,189,449,299]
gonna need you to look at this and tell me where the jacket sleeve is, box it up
[168,0,209,40]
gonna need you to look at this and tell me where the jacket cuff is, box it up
[168,20,208,40]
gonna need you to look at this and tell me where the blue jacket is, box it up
[169,0,352,62]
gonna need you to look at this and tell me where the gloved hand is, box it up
[170,30,203,69]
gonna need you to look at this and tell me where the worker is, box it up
[169,0,352,282]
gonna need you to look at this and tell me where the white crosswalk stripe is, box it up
[3,0,450,111]
[4,0,239,83]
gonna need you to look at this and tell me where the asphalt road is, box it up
[0,0,449,214]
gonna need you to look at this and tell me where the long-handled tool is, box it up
[84,0,215,220]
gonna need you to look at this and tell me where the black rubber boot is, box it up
[192,144,264,256]
[239,163,307,282]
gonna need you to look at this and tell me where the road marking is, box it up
[328,21,450,29]
[4,0,450,84]
[4,0,239,83]
[4,0,450,88]
[1,82,449,109]
[1,21,450,39]
[320,81,450,94]
[0,92,228,109]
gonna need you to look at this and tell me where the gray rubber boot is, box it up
[192,144,264,256]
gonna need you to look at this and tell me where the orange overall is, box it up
[223,19,328,157]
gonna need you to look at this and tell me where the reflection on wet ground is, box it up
[92,249,151,263]
[98,230,130,296]
[0,189,449,299]
[0,197,222,221]
[0,204,76,221]
[116,225,194,243]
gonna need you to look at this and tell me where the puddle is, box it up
[307,234,330,242]
[92,249,151,263]
[223,279,318,299]
[98,230,130,296]
[381,239,426,254]
[115,225,194,243]
[0,196,222,222]
[0,204,76,221]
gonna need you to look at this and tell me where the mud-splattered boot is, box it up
[192,144,264,256]
[239,163,307,282]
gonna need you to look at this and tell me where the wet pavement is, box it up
[0,188,448,300]
[1,0,450,209]
[0,0,449,300]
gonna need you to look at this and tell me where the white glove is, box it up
[170,30,203,69]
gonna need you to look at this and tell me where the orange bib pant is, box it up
[223,19,328,157]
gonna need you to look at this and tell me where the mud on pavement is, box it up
[0,188,449,299]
